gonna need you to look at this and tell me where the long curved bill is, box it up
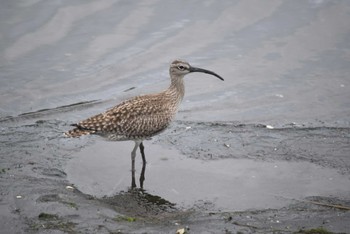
[189,66,224,81]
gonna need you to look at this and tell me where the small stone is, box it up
[266,125,274,129]
[65,185,74,191]
[176,228,186,234]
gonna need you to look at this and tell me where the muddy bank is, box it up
[0,114,349,233]
[159,121,350,175]
[1,1,350,232]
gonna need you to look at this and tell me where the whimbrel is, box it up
[65,60,224,188]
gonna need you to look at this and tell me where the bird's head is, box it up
[169,60,224,81]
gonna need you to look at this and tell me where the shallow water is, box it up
[67,140,350,211]
[1,1,350,232]
[1,0,350,126]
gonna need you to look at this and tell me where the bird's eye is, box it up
[177,65,185,70]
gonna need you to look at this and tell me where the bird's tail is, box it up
[64,125,94,138]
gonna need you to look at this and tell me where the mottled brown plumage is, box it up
[66,85,181,140]
[65,59,223,188]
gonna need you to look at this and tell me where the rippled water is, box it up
[1,2,350,232]
[1,0,350,126]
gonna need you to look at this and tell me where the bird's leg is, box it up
[131,141,140,189]
[139,142,146,189]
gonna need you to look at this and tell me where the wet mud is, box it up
[1,0,350,233]
[1,109,349,233]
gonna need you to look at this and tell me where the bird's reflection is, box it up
[101,143,177,215]
[131,142,146,189]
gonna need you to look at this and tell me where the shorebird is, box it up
[65,60,224,188]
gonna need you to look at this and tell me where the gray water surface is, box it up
[1,0,350,126]
[66,139,350,211]
[1,1,350,233]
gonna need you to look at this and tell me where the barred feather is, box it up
[65,60,222,141]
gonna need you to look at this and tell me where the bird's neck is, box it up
[167,75,185,106]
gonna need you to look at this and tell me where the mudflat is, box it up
[1,1,350,233]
